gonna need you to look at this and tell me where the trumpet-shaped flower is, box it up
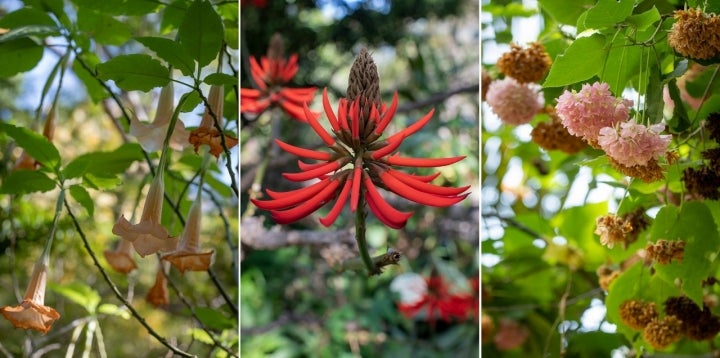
[189,85,239,158]
[146,261,170,307]
[556,82,633,143]
[162,189,214,273]
[1,257,60,334]
[251,49,469,229]
[240,33,317,121]
[103,238,137,274]
[129,82,190,152]
[112,174,178,257]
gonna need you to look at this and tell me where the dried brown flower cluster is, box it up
[683,166,720,200]
[597,265,621,291]
[608,157,665,183]
[619,300,658,330]
[531,107,587,154]
[481,69,492,101]
[643,316,684,350]
[594,208,649,249]
[668,8,720,60]
[646,240,685,265]
[706,113,720,142]
[496,42,552,83]
[665,296,720,341]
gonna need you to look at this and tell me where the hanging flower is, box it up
[555,82,633,144]
[103,238,137,274]
[496,42,552,84]
[188,84,239,158]
[112,174,178,257]
[485,77,544,125]
[13,104,56,171]
[162,188,214,273]
[146,261,170,307]
[1,256,60,334]
[129,82,190,152]
[250,49,469,229]
[668,8,720,60]
[241,33,318,121]
[598,121,671,167]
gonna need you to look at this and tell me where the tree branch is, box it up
[240,216,355,250]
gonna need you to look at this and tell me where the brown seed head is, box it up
[347,48,381,107]
[496,42,552,83]
[619,300,658,330]
[267,33,285,60]
[643,315,684,350]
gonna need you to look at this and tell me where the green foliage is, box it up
[543,34,606,88]
[96,54,171,91]
[0,122,60,171]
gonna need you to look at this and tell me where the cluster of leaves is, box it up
[483,0,720,356]
[0,0,238,356]
[240,0,479,357]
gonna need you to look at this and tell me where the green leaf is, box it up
[72,52,108,103]
[600,35,641,94]
[83,173,123,190]
[63,143,144,179]
[0,38,44,78]
[0,170,56,195]
[97,303,130,319]
[160,0,189,34]
[69,184,94,217]
[179,90,202,112]
[0,122,60,170]
[625,7,661,31]
[0,7,57,28]
[178,0,224,68]
[551,202,608,268]
[651,202,720,307]
[646,68,664,123]
[136,36,195,76]
[0,25,59,43]
[583,0,635,29]
[188,328,214,345]
[77,8,132,45]
[667,79,691,132]
[193,307,235,330]
[483,3,536,17]
[538,0,594,25]
[96,54,170,91]
[50,282,101,314]
[203,72,237,86]
[543,34,606,88]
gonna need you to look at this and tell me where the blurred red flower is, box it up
[397,276,477,324]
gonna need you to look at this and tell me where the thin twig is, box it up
[64,200,195,358]
[396,83,478,113]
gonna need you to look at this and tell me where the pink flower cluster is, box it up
[598,122,672,167]
[485,77,544,125]
[556,82,633,141]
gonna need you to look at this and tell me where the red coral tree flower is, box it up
[241,33,317,121]
[251,49,469,229]
[397,275,476,324]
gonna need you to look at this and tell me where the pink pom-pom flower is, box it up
[556,82,633,142]
[598,121,671,167]
[485,77,544,125]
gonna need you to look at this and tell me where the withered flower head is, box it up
[531,107,587,154]
[668,8,720,60]
[496,42,552,83]
[594,214,633,248]
[619,300,658,330]
[251,49,469,229]
[706,113,720,143]
[643,316,684,350]
[646,240,686,265]
[607,157,665,183]
[683,166,720,200]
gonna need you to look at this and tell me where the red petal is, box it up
[363,173,413,228]
[371,136,405,160]
[249,56,267,91]
[385,109,435,143]
[279,87,316,104]
[350,166,362,211]
[297,160,329,171]
[282,158,346,182]
[275,138,332,160]
[338,99,350,131]
[319,178,353,227]
[322,88,340,131]
[280,101,310,122]
[387,169,470,196]
[251,178,331,210]
[282,54,299,82]
[385,155,465,168]
[240,88,263,99]
[374,92,398,135]
[271,179,340,224]
[380,171,468,207]
[350,99,360,139]
[304,102,336,146]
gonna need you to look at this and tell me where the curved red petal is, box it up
[371,136,405,160]
[385,109,435,143]
[271,179,340,224]
[380,171,468,207]
[319,178,353,227]
[279,87,316,104]
[322,88,340,131]
[363,173,413,227]
[251,178,330,210]
[365,185,411,229]
[240,88,263,99]
[387,169,470,196]
[350,166,362,212]
[338,99,350,131]
[249,56,267,91]
[282,54,299,82]
[280,101,310,122]
[375,92,398,135]
[304,102,336,146]
[385,155,465,168]
[282,159,345,182]
[297,160,329,171]
[275,138,332,160]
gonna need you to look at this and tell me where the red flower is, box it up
[397,276,476,324]
[241,53,317,121]
[250,86,469,228]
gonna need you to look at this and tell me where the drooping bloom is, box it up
[240,33,317,121]
[496,42,552,84]
[162,188,214,273]
[112,173,178,257]
[129,82,190,152]
[251,49,469,229]
[188,84,239,158]
[146,261,170,307]
[485,77,544,125]
[598,121,672,167]
[1,255,60,334]
[103,238,137,274]
[13,104,56,171]
[668,8,720,60]
[556,82,633,144]
[392,274,476,324]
